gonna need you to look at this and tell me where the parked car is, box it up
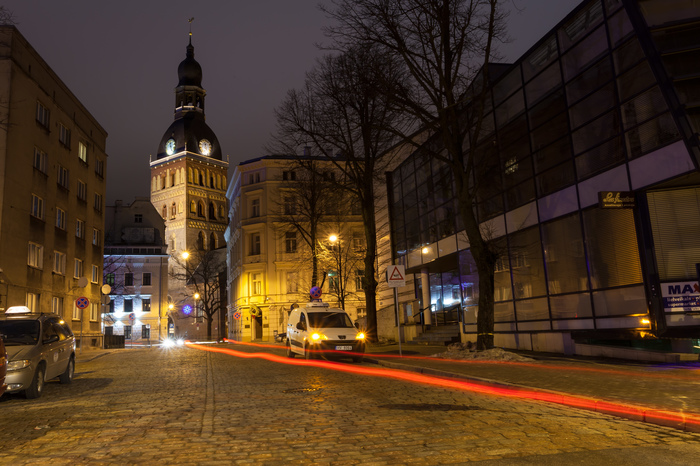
[0,332,6,398]
[286,299,365,362]
[0,306,76,399]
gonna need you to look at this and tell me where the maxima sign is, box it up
[661,281,700,313]
[599,191,635,208]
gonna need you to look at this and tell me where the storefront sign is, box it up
[599,191,635,208]
[661,281,700,313]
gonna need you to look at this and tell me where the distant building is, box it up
[149,33,228,341]
[225,155,366,342]
[103,199,169,345]
[379,0,700,355]
[0,26,107,348]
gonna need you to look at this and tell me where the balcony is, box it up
[244,254,267,264]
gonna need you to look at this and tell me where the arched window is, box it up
[208,202,216,220]
[161,205,167,219]
[209,233,216,250]
[188,168,193,183]
[190,200,197,213]
[197,231,206,250]
[197,201,205,217]
[171,203,176,219]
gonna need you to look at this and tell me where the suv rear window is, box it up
[0,321,40,345]
[307,312,354,328]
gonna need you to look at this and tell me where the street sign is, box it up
[233,311,242,320]
[386,265,406,288]
[75,297,90,309]
[128,313,135,321]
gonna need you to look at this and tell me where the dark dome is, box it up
[156,111,222,160]
[177,42,202,87]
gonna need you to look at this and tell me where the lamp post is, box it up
[328,234,344,309]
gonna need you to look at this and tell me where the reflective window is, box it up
[523,35,558,82]
[558,0,604,52]
[624,112,680,158]
[562,25,609,81]
[508,227,547,299]
[541,214,588,294]
[524,62,561,106]
[575,136,625,180]
[572,110,620,155]
[566,58,613,104]
[568,82,615,129]
[612,38,645,75]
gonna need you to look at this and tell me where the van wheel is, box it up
[59,356,75,384]
[286,340,295,358]
[25,364,45,399]
[304,345,314,360]
[352,355,364,363]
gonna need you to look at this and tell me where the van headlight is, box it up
[355,332,366,340]
[7,360,31,371]
[310,332,327,341]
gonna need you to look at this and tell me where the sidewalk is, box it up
[364,343,700,432]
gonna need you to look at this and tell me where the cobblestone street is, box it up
[1,345,699,465]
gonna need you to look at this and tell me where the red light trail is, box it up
[192,342,700,432]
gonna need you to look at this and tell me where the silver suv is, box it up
[0,307,76,399]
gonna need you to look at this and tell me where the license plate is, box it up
[335,345,353,351]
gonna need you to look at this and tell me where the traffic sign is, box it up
[386,265,406,288]
[76,297,90,309]
[233,311,242,320]
[128,313,135,321]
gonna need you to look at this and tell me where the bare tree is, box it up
[170,248,226,340]
[272,45,411,341]
[323,0,508,350]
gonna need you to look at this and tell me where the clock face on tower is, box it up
[199,139,212,156]
[165,138,176,155]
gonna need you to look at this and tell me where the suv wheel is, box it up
[286,340,295,358]
[59,356,75,384]
[25,364,45,399]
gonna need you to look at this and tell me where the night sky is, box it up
[3,0,582,205]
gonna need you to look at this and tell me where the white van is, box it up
[286,301,365,362]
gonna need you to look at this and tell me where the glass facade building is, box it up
[387,0,700,350]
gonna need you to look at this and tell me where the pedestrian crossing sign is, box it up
[386,265,406,288]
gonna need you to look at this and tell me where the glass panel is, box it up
[493,237,512,302]
[612,37,645,75]
[660,49,700,78]
[566,57,613,105]
[504,154,534,188]
[515,298,550,321]
[528,88,567,129]
[639,0,700,27]
[592,286,647,316]
[607,8,634,47]
[509,227,547,299]
[459,250,479,308]
[536,161,576,197]
[494,301,515,322]
[572,110,621,154]
[435,202,456,239]
[541,214,589,294]
[651,22,700,53]
[575,136,626,180]
[620,86,669,130]
[524,62,561,106]
[495,90,526,127]
[568,82,615,129]
[500,134,531,167]
[493,67,522,106]
[562,26,609,82]
[672,77,700,106]
[617,61,656,102]
[550,293,593,319]
[582,208,643,289]
[523,35,559,82]
[533,136,572,174]
[531,111,569,152]
[505,180,536,211]
[605,0,623,14]
[624,112,681,159]
[497,114,528,149]
[558,0,605,52]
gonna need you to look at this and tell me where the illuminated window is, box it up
[78,141,87,163]
[26,292,40,313]
[52,297,64,314]
[91,264,99,283]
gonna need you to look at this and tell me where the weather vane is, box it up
[188,17,194,38]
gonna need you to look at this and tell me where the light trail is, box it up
[222,339,700,382]
[190,342,700,432]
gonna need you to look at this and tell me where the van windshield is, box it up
[307,312,355,329]
[0,320,40,345]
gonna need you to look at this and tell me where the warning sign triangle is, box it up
[389,266,404,281]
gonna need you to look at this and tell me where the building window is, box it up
[356,269,365,291]
[26,293,40,313]
[134,214,143,223]
[90,302,99,321]
[124,272,133,286]
[105,273,115,286]
[142,325,150,339]
[72,303,81,320]
[282,170,296,181]
[78,141,88,163]
[31,194,44,220]
[251,198,260,218]
[197,201,205,217]
[92,228,101,246]
[52,296,63,315]
[36,101,50,128]
[28,242,43,269]
[59,123,71,147]
[124,298,133,313]
[162,205,167,219]
[57,165,69,189]
[77,180,87,201]
[328,270,339,293]
[34,148,47,174]
[286,271,298,294]
[74,258,83,279]
[53,251,66,275]
[143,272,151,286]
[142,298,151,312]
[124,325,132,339]
[251,273,262,295]
[56,208,66,230]
[95,158,104,177]
[353,232,365,252]
[285,231,297,253]
[284,196,296,215]
[76,219,85,238]
[94,193,103,212]
[250,233,261,255]
[91,264,99,283]
[249,172,261,184]
[171,203,176,219]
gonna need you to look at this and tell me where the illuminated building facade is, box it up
[381,0,700,355]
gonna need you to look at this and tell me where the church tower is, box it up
[150,32,228,291]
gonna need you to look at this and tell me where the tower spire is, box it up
[188,17,194,44]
